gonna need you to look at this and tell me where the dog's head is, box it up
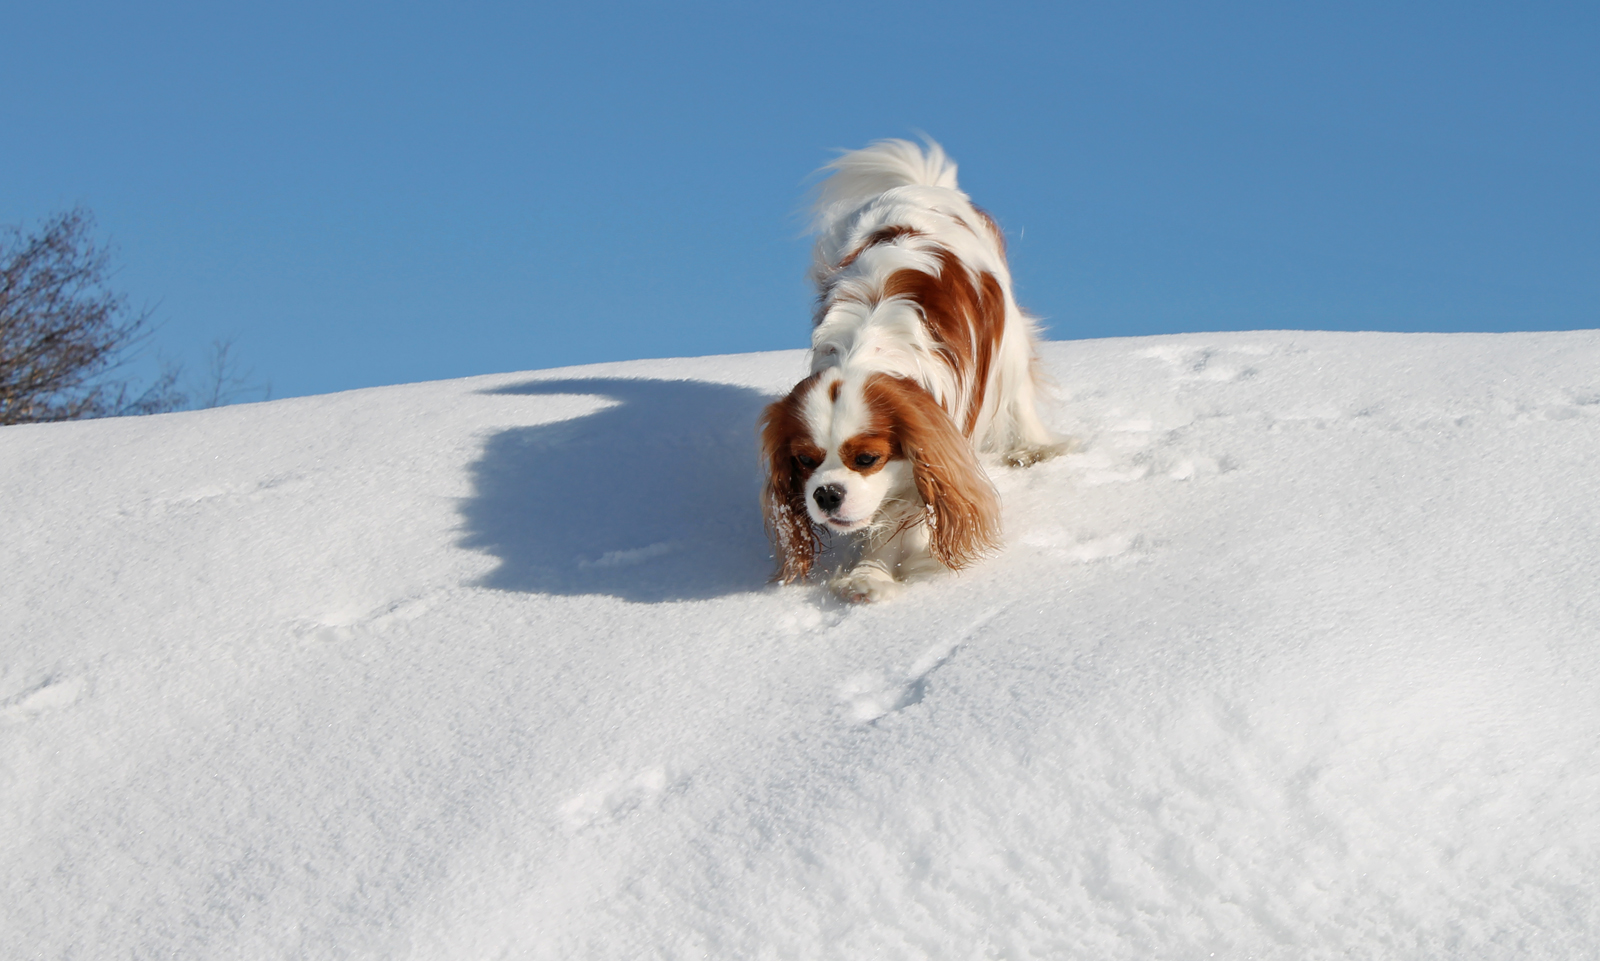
[759,368,1000,583]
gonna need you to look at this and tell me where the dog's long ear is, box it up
[871,375,1001,570]
[759,383,822,583]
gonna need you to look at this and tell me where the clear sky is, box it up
[4,1,1596,400]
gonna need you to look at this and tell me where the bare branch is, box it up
[189,338,271,409]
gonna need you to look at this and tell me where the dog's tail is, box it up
[810,137,960,233]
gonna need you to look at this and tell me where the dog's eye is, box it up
[796,453,819,468]
[853,453,880,468]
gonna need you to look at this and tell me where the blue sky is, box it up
[4,2,1596,400]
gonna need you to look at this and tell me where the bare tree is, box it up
[0,208,186,425]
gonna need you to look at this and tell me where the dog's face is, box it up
[760,368,1000,583]
[783,368,913,533]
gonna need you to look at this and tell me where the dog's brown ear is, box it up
[759,384,822,583]
[871,375,1001,570]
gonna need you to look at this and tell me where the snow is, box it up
[3,330,1598,959]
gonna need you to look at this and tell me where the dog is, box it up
[760,138,1060,602]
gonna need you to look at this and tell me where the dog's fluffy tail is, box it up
[811,138,959,234]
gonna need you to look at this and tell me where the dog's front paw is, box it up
[829,564,902,604]
[1004,440,1071,468]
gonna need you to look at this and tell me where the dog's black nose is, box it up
[813,483,845,513]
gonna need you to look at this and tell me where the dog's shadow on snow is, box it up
[459,377,777,602]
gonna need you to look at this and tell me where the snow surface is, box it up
[3,331,1599,960]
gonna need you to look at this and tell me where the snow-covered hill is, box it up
[4,331,1598,959]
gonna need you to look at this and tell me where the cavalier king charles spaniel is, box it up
[761,138,1061,602]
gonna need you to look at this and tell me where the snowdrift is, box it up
[3,331,1598,959]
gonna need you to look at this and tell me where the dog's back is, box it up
[806,139,1055,459]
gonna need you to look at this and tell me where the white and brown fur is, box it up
[761,138,1060,602]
